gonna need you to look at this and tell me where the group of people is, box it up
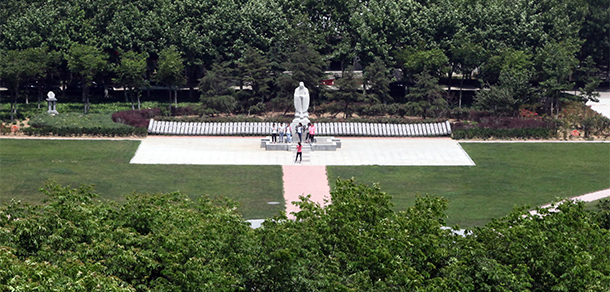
[294,122,316,163]
[269,122,292,143]
[270,122,316,144]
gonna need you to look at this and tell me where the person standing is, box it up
[295,142,302,163]
[305,123,311,143]
[278,122,285,143]
[309,122,316,144]
[296,123,303,142]
[271,123,278,143]
[286,123,292,143]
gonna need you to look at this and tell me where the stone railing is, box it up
[147,120,452,137]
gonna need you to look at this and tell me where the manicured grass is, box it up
[0,139,284,219]
[327,143,610,227]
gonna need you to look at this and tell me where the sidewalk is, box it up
[282,165,331,219]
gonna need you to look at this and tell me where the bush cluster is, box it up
[1,181,609,291]
[112,108,161,128]
[452,127,555,139]
[30,113,132,129]
[22,126,147,137]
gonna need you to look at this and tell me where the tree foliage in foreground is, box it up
[0,180,609,291]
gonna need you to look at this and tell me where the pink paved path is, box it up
[282,165,331,219]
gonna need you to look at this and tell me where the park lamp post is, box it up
[46,91,58,115]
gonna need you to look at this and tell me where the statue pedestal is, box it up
[291,116,310,142]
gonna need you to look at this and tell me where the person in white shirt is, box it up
[278,122,285,143]
[285,124,292,143]
[270,123,278,143]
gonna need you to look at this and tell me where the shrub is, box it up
[31,113,134,129]
[452,127,554,139]
[112,108,161,128]
[22,126,147,137]
[447,107,470,120]
[356,104,389,117]
[468,110,493,122]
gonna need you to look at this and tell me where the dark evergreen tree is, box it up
[199,63,236,116]
[326,66,364,118]
[363,56,392,104]
[406,70,447,119]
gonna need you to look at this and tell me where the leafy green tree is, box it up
[0,182,256,291]
[250,178,459,291]
[326,67,364,118]
[154,46,186,109]
[66,43,108,113]
[395,46,449,81]
[0,49,31,120]
[462,200,610,291]
[537,41,579,117]
[113,50,149,110]
[199,63,236,116]
[475,69,536,116]
[406,70,447,119]
[450,40,486,107]
[363,56,392,104]
[479,49,533,85]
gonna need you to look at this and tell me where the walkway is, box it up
[530,188,610,216]
[589,91,610,118]
[282,165,331,219]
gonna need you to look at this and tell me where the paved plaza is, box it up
[129,136,475,166]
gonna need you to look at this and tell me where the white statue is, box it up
[294,82,310,118]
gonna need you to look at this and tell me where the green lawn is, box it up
[2,140,609,226]
[0,139,284,219]
[327,143,610,227]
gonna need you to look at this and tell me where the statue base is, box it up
[291,116,310,142]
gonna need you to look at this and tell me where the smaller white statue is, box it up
[294,82,310,118]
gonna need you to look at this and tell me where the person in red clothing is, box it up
[308,122,316,144]
[295,142,302,163]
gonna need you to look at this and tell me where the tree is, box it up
[326,67,365,118]
[450,40,486,107]
[66,43,108,113]
[199,63,236,116]
[154,46,186,109]
[363,56,392,104]
[460,200,610,291]
[577,56,601,117]
[251,179,458,291]
[0,49,30,120]
[19,46,59,108]
[0,182,256,291]
[113,50,149,110]
[236,47,272,105]
[395,46,449,81]
[537,41,579,118]
[285,44,327,107]
[479,49,533,85]
[475,69,536,116]
[406,70,447,119]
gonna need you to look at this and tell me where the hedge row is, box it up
[452,127,555,139]
[21,126,147,137]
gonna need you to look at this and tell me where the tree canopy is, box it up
[1,180,609,291]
